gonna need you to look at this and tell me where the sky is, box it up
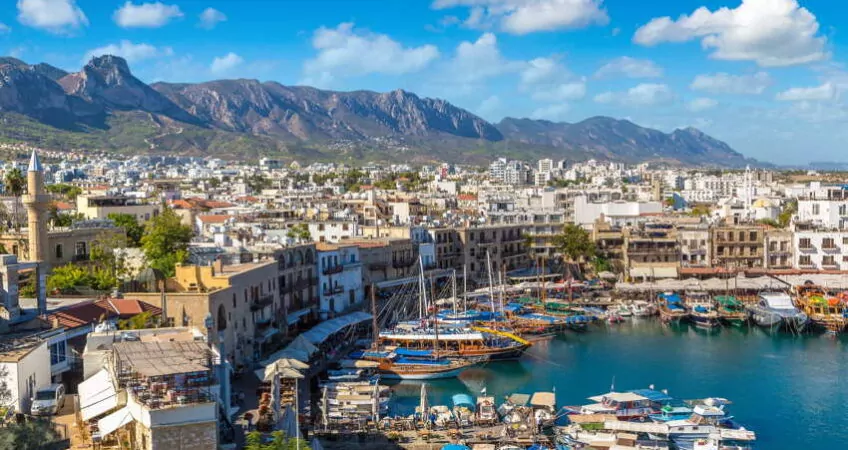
[2,0,848,164]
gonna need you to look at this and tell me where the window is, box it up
[813,204,820,215]
[823,256,836,266]
[75,241,87,256]
[55,244,63,259]
[749,232,757,241]
[799,238,812,249]
[799,255,812,266]
[50,340,67,365]
[232,294,236,308]
[823,238,835,249]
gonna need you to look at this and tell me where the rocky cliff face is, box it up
[0,55,758,166]
[497,116,751,166]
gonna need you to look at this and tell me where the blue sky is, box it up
[2,0,847,164]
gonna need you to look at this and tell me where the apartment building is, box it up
[793,229,848,271]
[126,258,280,366]
[317,243,364,315]
[274,244,318,328]
[592,219,624,273]
[678,223,711,268]
[624,223,680,280]
[710,224,766,269]
[764,229,793,270]
[76,194,161,223]
[796,186,848,230]
[347,237,419,286]
[458,225,528,282]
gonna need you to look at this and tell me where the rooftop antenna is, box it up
[610,375,616,393]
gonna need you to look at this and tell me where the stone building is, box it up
[710,223,766,269]
[0,220,124,268]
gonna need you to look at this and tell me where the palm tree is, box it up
[4,168,25,232]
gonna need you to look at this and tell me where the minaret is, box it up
[23,150,49,265]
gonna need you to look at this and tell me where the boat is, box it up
[685,292,721,329]
[714,296,748,327]
[498,393,531,424]
[746,292,809,332]
[607,313,625,324]
[378,324,531,360]
[379,353,483,380]
[476,396,498,425]
[530,391,557,425]
[794,288,848,334]
[570,392,654,421]
[630,300,658,317]
[666,398,755,450]
[658,293,689,324]
[452,394,476,427]
[614,304,633,317]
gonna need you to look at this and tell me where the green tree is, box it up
[45,183,82,200]
[4,168,25,231]
[552,223,596,263]
[244,431,311,450]
[286,224,312,243]
[141,208,193,277]
[108,213,144,247]
[689,205,711,217]
[778,199,797,228]
[48,204,83,227]
[0,419,59,450]
[118,311,158,330]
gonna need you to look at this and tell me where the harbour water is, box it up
[386,319,848,449]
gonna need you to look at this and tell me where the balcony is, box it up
[368,262,388,271]
[798,243,815,252]
[323,264,343,275]
[392,258,416,268]
[251,294,274,311]
[822,245,840,254]
[323,285,344,296]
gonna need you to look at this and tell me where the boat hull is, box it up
[689,314,721,328]
[379,366,469,380]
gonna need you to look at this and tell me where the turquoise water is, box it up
[386,319,848,449]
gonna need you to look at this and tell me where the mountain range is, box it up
[0,55,761,167]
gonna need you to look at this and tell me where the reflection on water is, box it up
[384,319,848,450]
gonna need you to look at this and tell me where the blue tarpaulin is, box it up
[452,394,474,408]
[395,348,433,357]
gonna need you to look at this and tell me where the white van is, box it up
[31,384,65,416]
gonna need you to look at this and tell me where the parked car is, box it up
[30,384,65,416]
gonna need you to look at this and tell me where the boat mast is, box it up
[463,264,468,313]
[487,251,496,314]
[371,284,379,350]
[452,268,457,314]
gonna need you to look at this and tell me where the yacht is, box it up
[747,292,809,332]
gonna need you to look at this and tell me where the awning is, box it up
[256,327,279,342]
[301,312,372,345]
[286,308,311,325]
[79,369,119,421]
[97,406,134,436]
[630,267,678,279]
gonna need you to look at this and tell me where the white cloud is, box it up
[17,0,87,33]
[687,97,719,112]
[198,7,226,30]
[531,104,570,120]
[595,56,663,79]
[114,2,183,28]
[520,57,565,86]
[210,52,244,74]
[633,0,827,67]
[302,23,439,87]
[476,95,502,118]
[776,83,836,102]
[690,72,771,95]
[448,32,520,85]
[594,83,674,106]
[84,40,173,63]
[432,0,608,35]
[531,80,587,101]
[0,24,10,34]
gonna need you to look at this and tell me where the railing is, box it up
[323,285,344,295]
[822,245,840,253]
[251,294,274,311]
[368,262,388,271]
[72,253,90,262]
[822,263,840,270]
[392,258,416,268]
[323,265,343,275]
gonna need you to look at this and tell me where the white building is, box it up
[797,187,848,230]
[0,338,50,414]
[794,230,848,271]
[538,159,554,174]
[317,243,364,315]
[308,221,359,243]
[572,196,663,229]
